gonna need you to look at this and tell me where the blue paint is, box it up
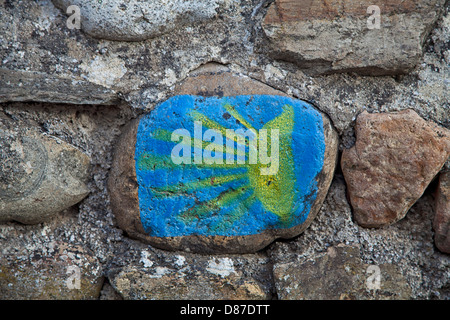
[134,95,326,237]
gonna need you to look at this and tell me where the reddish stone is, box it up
[341,110,450,228]
[264,0,419,23]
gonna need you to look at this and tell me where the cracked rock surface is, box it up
[52,0,231,41]
[0,0,448,300]
[341,109,450,228]
[262,0,446,75]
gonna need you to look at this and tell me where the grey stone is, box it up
[0,0,448,301]
[0,124,91,224]
[268,177,449,299]
[0,102,124,300]
[108,250,274,300]
[0,68,119,105]
[52,0,230,41]
[254,8,450,135]
[262,0,446,75]
[1,0,447,136]
[0,240,104,299]
[273,244,412,300]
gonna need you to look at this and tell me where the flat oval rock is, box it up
[109,69,338,253]
[0,131,90,224]
[52,0,229,41]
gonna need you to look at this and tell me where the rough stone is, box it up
[0,240,103,299]
[52,0,230,41]
[434,170,450,253]
[0,68,119,105]
[341,109,450,227]
[268,176,449,299]
[174,63,287,97]
[99,282,123,300]
[0,0,448,301]
[0,102,125,300]
[108,65,338,254]
[273,244,412,300]
[262,0,446,75]
[0,121,91,224]
[1,0,447,135]
[108,251,273,300]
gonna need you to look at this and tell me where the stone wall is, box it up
[0,0,448,300]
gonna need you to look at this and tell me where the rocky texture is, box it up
[0,0,448,300]
[268,177,449,299]
[341,110,450,228]
[0,102,448,299]
[0,102,128,300]
[52,0,230,41]
[262,0,446,75]
[0,117,91,224]
[434,171,450,253]
[1,0,447,134]
[174,63,287,97]
[0,237,103,299]
[273,244,411,300]
[108,65,338,254]
[108,251,273,300]
[0,68,119,105]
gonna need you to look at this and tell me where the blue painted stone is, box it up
[134,94,328,238]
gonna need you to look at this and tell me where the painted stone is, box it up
[109,67,338,254]
[138,95,324,234]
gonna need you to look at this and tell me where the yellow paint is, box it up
[247,105,295,222]
[141,104,296,223]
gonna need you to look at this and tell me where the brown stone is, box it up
[273,244,412,300]
[434,170,450,253]
[108,117,146,243]
[262,0,446,75]
[174,63,285,97]
[341,109,450,228]
[108,64,339,254]
[264,0,419,23]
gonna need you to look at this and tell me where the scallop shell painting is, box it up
[109,94,338,254]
